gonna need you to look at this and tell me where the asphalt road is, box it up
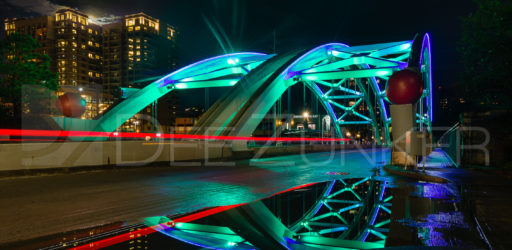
[0,148,389,244]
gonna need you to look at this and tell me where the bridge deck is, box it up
[0,148,389,244]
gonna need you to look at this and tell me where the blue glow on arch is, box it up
[156,52,270,88]
[282,43,350,80]
[420,33,433,122]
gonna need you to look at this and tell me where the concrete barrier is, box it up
[0,140,232,171]
[0,140,382,172]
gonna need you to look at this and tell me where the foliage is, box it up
[457,0,512,108]
[0,33,58,125]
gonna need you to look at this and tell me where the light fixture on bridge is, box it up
[227,58,239,65]
[175,83,187,89]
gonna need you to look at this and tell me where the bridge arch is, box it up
[53,34,433,148]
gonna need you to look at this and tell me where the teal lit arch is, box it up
[53,34,433,148]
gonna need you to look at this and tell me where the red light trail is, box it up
[0,129,349,142]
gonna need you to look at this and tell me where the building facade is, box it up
[4,16,56,73]
[4,9,178,126]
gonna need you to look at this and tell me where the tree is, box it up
[457,0,512,109]
[0,33,58,127]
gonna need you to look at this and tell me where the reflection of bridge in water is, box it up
[148,177,392,249]
[54,33,433,151]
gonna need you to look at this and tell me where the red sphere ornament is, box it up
[385,69,424,104]
[56,92,86,117]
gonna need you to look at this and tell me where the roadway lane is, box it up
[0,148,389,244]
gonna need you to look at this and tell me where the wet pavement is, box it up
[1,148,510,249]
[0,148,389,245]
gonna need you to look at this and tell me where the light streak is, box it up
[0,129,350,142]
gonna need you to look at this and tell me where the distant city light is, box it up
[303,112,309,118]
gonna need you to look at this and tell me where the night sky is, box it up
[1,0,477,112]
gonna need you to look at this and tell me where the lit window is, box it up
[126,19,135,26]
[88,28,92,34]
[72,42,77,47]
[88,71,93,77]
[135,26,140,31]
[72,29,76,34]
[127,27,133,32]
[81,44,86,49]
[136,51,140,56]
[88,41,93,46]
[95,55,100,59]
[88,53,93,59]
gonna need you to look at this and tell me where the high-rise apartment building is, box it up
[54,9,103,87]
[102,12,177,90]
[4,9,178,127]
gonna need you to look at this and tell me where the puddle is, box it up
[17,175,487,249]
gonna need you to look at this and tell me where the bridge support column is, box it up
[390,104,416,166]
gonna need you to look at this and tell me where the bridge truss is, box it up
[53,33,433,147]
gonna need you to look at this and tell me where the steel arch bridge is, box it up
[54,33,433,148]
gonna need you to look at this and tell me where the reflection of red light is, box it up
[0,129,350,142]
[71,182,318,249]
[70,204,245,250]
